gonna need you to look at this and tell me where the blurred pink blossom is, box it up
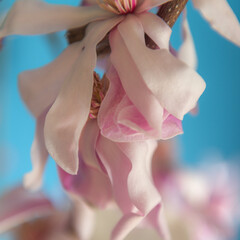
[152,142,240,240]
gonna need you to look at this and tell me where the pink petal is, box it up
[147,204,171,240]
[18,42,81,118]
[44,17,123,175]
[136,0,171,13]
[96,136,133,213]
[0,187,54,233]
[192,0,240,47]
[23,110,49,191]
[109,27,164,136]
[69,194,95,240]
[98,66,160,141]
[178,11,197,69]
[137,12,172,49]
[58,155,112,208]
[97,136,170,240]
[117,15,206,120]
[0,1,114,37]
[79,120,102,171]
[161,109,183,139]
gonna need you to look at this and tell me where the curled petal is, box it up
[58,158,112,208]
[117,15,206,120]
[44,17,123,175]
[136,0,171,13]
[69,194,95,240]
[96,136,133,213]
[137,12,172,49]
[0,187,54,233]
[57,121,112,208]
[161,109,183,139]
[23,111,48,191]
[0,0,114,38]
[192,0,240,47]
[18,42,81,118]
[109,28,164,137]
[178,11,197,69]
[97,136,169,240]
[98,66,160,141]
[79,120,101,171]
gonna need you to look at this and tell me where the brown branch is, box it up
[157,0,188,28]
[146,0,188,49]
[66,0,188,53]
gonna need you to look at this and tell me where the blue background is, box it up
[0,0,240,239]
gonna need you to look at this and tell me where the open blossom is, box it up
[0,0,207,176]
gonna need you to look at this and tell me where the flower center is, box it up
[89,72,109,120]
[97,0,137,14]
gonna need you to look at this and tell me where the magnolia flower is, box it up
[0,0,207,176]
[17,71,168,239]
[152,142,240,240]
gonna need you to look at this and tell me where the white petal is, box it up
[178,11,197,69]
[23,111,48,191]
[69,194,95,240]
[137,12,172,49]
[109,29,164,135]
[118,15,205,119]
[18,42,82,118]
[192,0,240,46]
[0,0,114,38]
[44,17,123,175]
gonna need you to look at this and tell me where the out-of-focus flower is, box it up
[0,186,168,240]
[0,187,94,240]
[0,186,54,234]
[152,141,240,240]
[0,0,206,175]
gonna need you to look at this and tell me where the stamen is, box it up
[124,0,131,12]
[89,72,109,120]
[97,0,137,14]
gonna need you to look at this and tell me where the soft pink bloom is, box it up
[152,142,240,240]
[0,187,95,240]
[0,0,206,176]
[0,186,54,234]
